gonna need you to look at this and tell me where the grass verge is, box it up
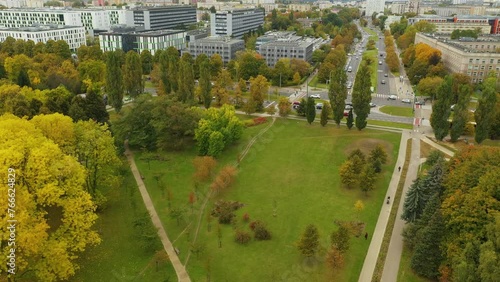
[363,49,378,93]
[308,75,328,89]
[367,119,413,129]
[379,105,414,117]
[371,139,411,282]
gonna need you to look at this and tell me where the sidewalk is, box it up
[125,142,191,282]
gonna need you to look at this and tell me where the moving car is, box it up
[387,95,398,100]
[316,103,323,110]
[381,80,386,84]
[384,73,388,77]
[379,61,382,65]
[402,99,411,104]
[310,94,321,99]
[370,102,377,108]
[415,101,425,105]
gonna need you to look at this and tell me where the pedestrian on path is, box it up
[398,166,401,172]
[365,232,368,240]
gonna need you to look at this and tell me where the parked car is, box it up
[415,101,425,105]
[381,80,386,84]
[343,110,350,117]
[384,73,388,77]
[378,61,382,65]
[387,95,398,100]
[402,99,411,104]
[316,103,323,110]
[310,94,321,99]
[370,102,377,108]
[345,104,353,110]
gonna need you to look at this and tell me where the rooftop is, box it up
[420,33,500,53]
[260,40,313,48]
[194,36,244,44]
[0,24,83,32]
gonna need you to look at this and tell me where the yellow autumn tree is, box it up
[30,113,76,154]
[0,114,100,282]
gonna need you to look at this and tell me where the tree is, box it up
[329,66,348,127]
[326,246,345,270]
[0,115,100,281]
[474,74,497,144]
[105,51,124,112]
[296,98,306,116]
[297,224,320,257]
[123,51,143,98]
[417,76,443,101]
[178,53,195,103]
[140,50,153,75]
[320,102,330,127]
[166,47,179,93]
[360,165,376,195]
[292,72,301,85]
[339,160,357,189]
[278,96,291,117]
[249,75,269,112]
[330,224,350,253]
[369,145,388,167]
[192,156,217,183]
[401,178,427,223]
[199,59,212,109]
[84,88,109,123]
[210,54,223,77]
[194,105,244,156]
[352,62,371,130]
[305,96,316,124]
[210,165,237,195]
[251,220,272,240]
[431,76,452,140]
[346,109,354,129]
[450,84,472,142]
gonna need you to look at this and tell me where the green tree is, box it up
[352,62,371,130]
[474,74,498,144]
[199,59,212,109]
[330,224,350,253]
[210,54,223,77]
[297,224,320,257]
[369,144,388,166]
[431,76,452,140]
[178,53,195,103]
[123,51,143,98]
[360,165,376,195]
[329,66,348,127]
[320,101,330,127]
[346,108,354,129]
[278,96,291,117]
[84,88,109,123]
[450,84,472,142]
[339,160,356,188]
[166,47,179,93]
[296,98,306,116]
[105,51,124,112]
[305,96,316,124]
[140,50,153,75]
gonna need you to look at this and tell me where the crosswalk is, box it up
[373,93,396,99]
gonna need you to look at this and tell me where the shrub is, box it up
[252,117,268,125]
[234,230,252,245]
[425,150,445,166]
[243,119,255,127]
[242,213,250,222]
[250,220,272,240]
[211,200,244,224]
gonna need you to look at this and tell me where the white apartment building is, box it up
[289,4,312,12]
[0,0,43,8]
[366,0,385,17]
[241,0,275,4]
[210,8,264,38]
[0,25,86,51]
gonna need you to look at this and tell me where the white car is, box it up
[387,95,398,100]
[402,99,411,104]
[370,102,377,108]
[310,94,321,99]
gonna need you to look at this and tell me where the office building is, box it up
[415,32,500,83]
[0,24,86,51]
[366,0,385,17]
[210,8,264,38]
[99,27,186,55]
[409,15,500,34]
[126,6,196,31]
[185,36,245,64]
[259,40,314,66]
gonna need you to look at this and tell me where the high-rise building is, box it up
[365,0,385,17]
[126,6,197,31]
[210,8,264,38]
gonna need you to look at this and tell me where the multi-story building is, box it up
[385,15,402,30]
[288,4,312,12]
[99,27,187,55]
[415,32,500,83]
[0,8,127,35]
[366,0,385,17]
[186,28,209,43]
[0,24,86,51]
[185,36,245,64]
[126,6,196,31]
[0,0,44,8]
[258,40,314,66]
[210,8,264,38]
[409,15,500,34]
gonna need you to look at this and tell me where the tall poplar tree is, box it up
[450,83,472,142]
[431,76,453,141]
[105,51,124,112]
[123,50,143,98]
[199,59,212,109]
[329,66,347,127]
[475,74,498,144]
[178,53,195,103]
[306,96,316,124]
[158,51,170,95]
[166,47,179,93]
[352,62,372,130]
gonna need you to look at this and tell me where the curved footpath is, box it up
[125,141,191,282]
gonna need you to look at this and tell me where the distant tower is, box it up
[366,0,385,17]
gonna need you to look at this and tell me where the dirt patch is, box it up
[344,138,394,163]
[420,140,435,159]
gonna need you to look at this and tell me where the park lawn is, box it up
[308,75,328,89]
[135,117,401,282]
[363,49,378,93]
[379,105,414,117]
[73,160,176,282]
[398,245,432,282]
[363,27,378,40]
[367,119,413,129]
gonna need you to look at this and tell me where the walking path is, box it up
[125,141,191,282]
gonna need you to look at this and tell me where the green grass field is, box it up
[379,106,414,117]
[308,75,328,89]
[135,118,402,282]
[367,119,413,129]
[73,161,176,282]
